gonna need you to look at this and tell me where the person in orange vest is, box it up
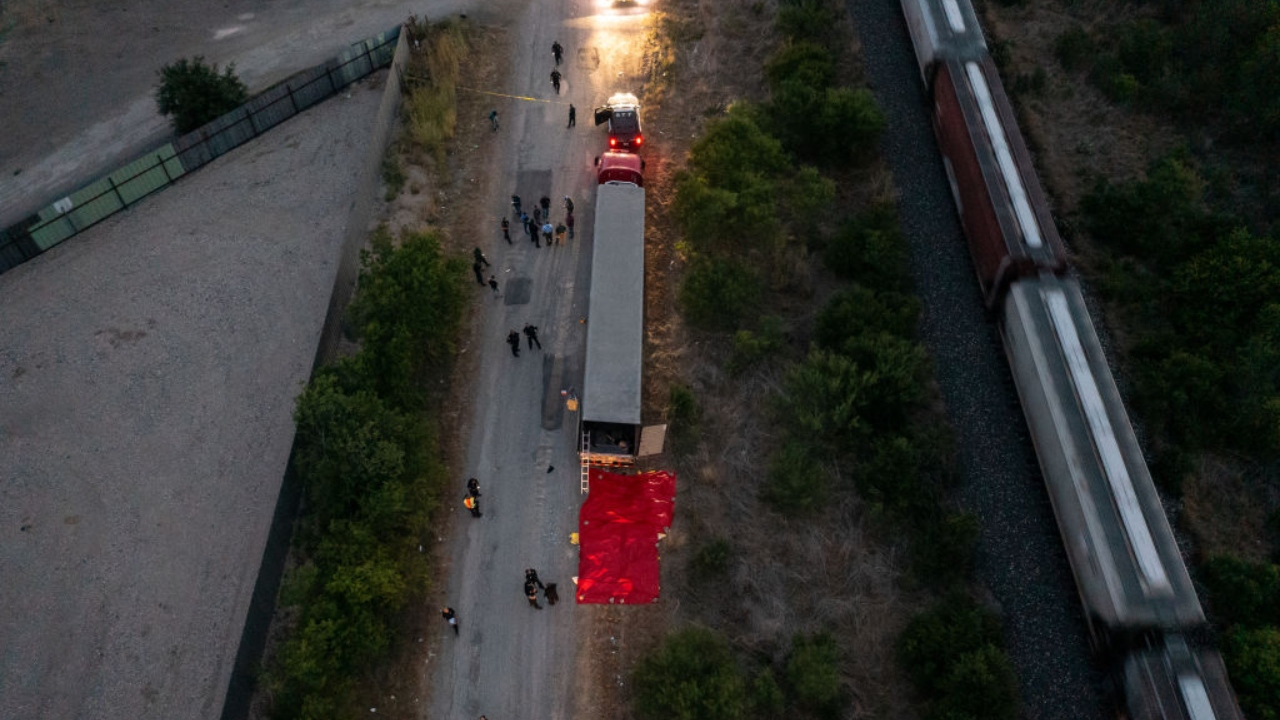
[464,494,481,518]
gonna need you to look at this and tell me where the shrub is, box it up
[932,644,1020,720]
[776,0,840,47]
[673,170,783,257]
[911,511,979,590]
[823,203,910,290]
[1054,27,1094,72]
[381,154,407,201]
[785,633,845,718]
[1225,626,1280,720]
[728,315,787,374]
[899,593,1006,698]
[154,56,248,133]
[1202,556,1280,628]
[762,440,829,514]
[679,255,763,330]
[780,349,874,449]
[692,538,733,577]
[815,286,921,349]
[765,41,836,90]
[633,627,747,720]
[750,668,786,718]
[687,106,790,190]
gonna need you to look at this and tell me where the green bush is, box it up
[679,255,764,330]
[858,433,926,512]
[815,286,921,349]
[692,538,733,577]
[633,627,747,720]
[911,511,979,590]
[687,106,790,191]
[780,348,875,449]
[667,383,701,428]
[767,83,885,165]
[674,170,784,258]
[762,440,830,514]
[728,315,787,374]
[931,644,1020,720]
[1203,556,1280,628]
[381,154,407,201]
[785,633,845,718]
[776,0,840,46]
[899,593,1007,698]
[750,668,786,719]
[154,56,248,133]
[1225,626,1280,720]
[1053,27,1094,72]
[765,41,836,90]
[823,203,910,290]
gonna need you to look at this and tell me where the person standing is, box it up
[441,607,459,635]
[552,40,564,65]
[541,223,554,247]
[568,104,576,128]
[464,495,482,517]
[473,247,490,268]
[467,478,481,497]
[507,330,521,357]
[555,223,566,246]
[472,261,485,286]
[550,68,561,94]
[566,211,575,239]
[523,324,541,350]
[525,580,542,609]
[525,568,546,590]
[532,206,542,226]
[564,196,574,214]
[540,196,552,218]
[488,109,499,131]
[488,275,499,295]
[501,217,511,244]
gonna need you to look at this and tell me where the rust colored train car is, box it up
[930,55,1068,309]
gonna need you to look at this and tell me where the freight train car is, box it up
[1122,636,1243,720]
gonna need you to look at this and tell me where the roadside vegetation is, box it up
[631,0,1018,718]
[981,1,1280,716]
[261,20,472,718]
[154,56,248,134]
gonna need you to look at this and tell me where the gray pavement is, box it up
[0,78,384,720]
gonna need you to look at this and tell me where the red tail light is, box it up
[609,137,618,147]
[634,135,643,146]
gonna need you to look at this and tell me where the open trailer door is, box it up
[637,424,667,458]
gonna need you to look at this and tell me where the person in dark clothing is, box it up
[532,206,542,225]
[541,223,553,247]
[511,194,522,216]
[464,495,481,517]
[525,580,542,609]
[564,196,574,214]
[523,324,541,350]
[566,212,575,239]
[473,247,490,267]
[554,223,566,245]
[501,217,511,243]
[442,607,459,634]
[525,568,546,590]
[545,583,559,605]
[552,40,563,65]
[523,213,534,238]
[467,478,481,497]
[507,330,521,357]
[488,275,499,295]
[540,196,551,217]
[568,104,576,128]
[472,261,485,285]
[550,68,561,93]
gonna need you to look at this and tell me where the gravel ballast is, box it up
[0,79,384,720]
[845,3,1107,718]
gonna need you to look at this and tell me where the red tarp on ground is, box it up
[577,469,676,604]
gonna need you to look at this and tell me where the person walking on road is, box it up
[472,261,485,286]
[488,275,499,295]
[555,223,566,246]
[467,477,482,497]
[540,196,551,218]
[473,247,490,268]
[442,607,459,635]
[550,68,562,94]
[525,580,542,609]
[552,40,564,65]
[568,104,576,128]
[507,330,521,357]
[511,194,522,217]
[522,212,533,238]
[464,495,482,517]
[532,206,542,226]
[564,196,574,214]
[566,211,575,239]
[489,109,499,131]
[541,223,554,247]
[525,568,546,590]
[523,324,541,350]
[501,217,511,244]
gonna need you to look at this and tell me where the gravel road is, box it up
[845,2,1107,718]
[0,67,386,720]
[422,3,653,719]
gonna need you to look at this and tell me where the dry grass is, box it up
[610,0,930,716]
[1182,456,1275,563]
[402,20,467,162]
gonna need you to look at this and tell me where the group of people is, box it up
[524,567,558,609]
[510,194,575,249]
[505,324,541,358]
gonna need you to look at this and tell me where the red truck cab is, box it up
[595,151,644,186]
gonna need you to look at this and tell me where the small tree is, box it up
[155,56,248,133]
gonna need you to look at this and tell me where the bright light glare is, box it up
[592,0,653,19]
